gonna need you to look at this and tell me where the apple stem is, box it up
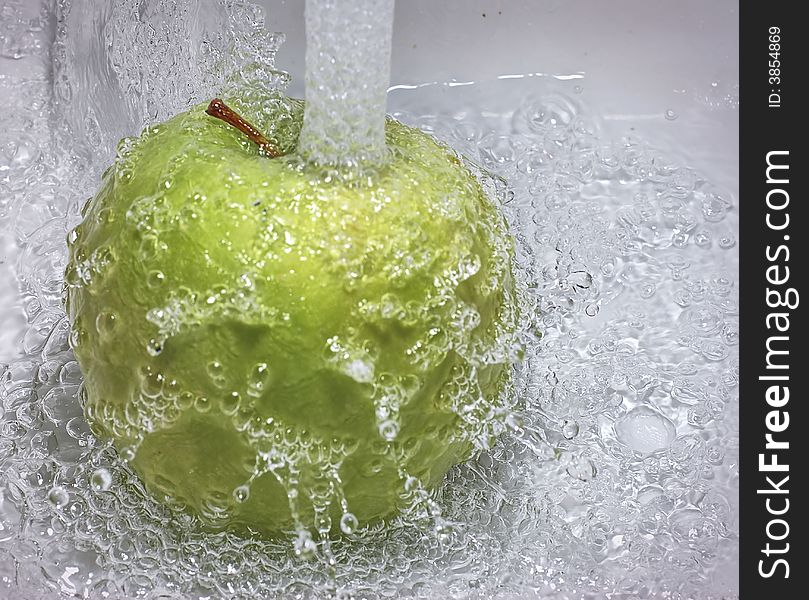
[205,99,280,157]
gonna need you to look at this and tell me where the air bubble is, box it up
[90,468,113,492]
[247,363,271,397]
[340,512,359,534]
[48,486,70,508]
[719,233,736,249]
[146,270,165,287]
[562,420,580,440]
[233,485,250,503]
[694,230,711,247]
[120,446,137,462]
[95,311,118,335]
[140,370,164,398]
[221,391,241,415]
[378,419,399,441]
[615,407,677,455]
[194,396,211,413]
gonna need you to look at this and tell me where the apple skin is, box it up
[65,93,521,537]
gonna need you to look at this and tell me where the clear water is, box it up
[0,1,738,599]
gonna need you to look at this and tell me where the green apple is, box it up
[65,92,521,537]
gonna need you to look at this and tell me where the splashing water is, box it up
[0,1,738,599]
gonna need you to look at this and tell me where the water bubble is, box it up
[140,370,164,398]
[207,360,226,386]
[562,420,580,440]
[194,396,211,413]
[95,311,118,335]
[146,270,166,287]
[694,230,711,247]
[701,340,729,361]
[90,468,113,492]
[718,233,736,249]
[721,322,739,345]
[340,512,359,534]
[378,419,399,441]
[48,486,70,508]
[614,407,677,455]
[247,363,271,397]
[664,109,678,121]
[120,446,137,462]
[566,456,596,481]
[682,306,723,336]
[233,485,250,503]
[701,195,728,222]
[221,391,241,415]
[687,407,713,428]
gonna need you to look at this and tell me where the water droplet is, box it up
[146,270,165,287]
[378,419,399,441]
[207,360,226,387]
[664,109,678,121]
[233,485,250,503]
[247,363,271,397]
[340,512,359,534]
[140,370,164,398]
[69,327,86,349]
[95,311,118,335]
[221,391,241,415]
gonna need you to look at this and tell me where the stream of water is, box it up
[1,1,738,598]
[298,0,393,169]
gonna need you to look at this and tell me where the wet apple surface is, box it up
[65,93,523,536]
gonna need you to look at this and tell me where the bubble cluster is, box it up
[1,1,737,599]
